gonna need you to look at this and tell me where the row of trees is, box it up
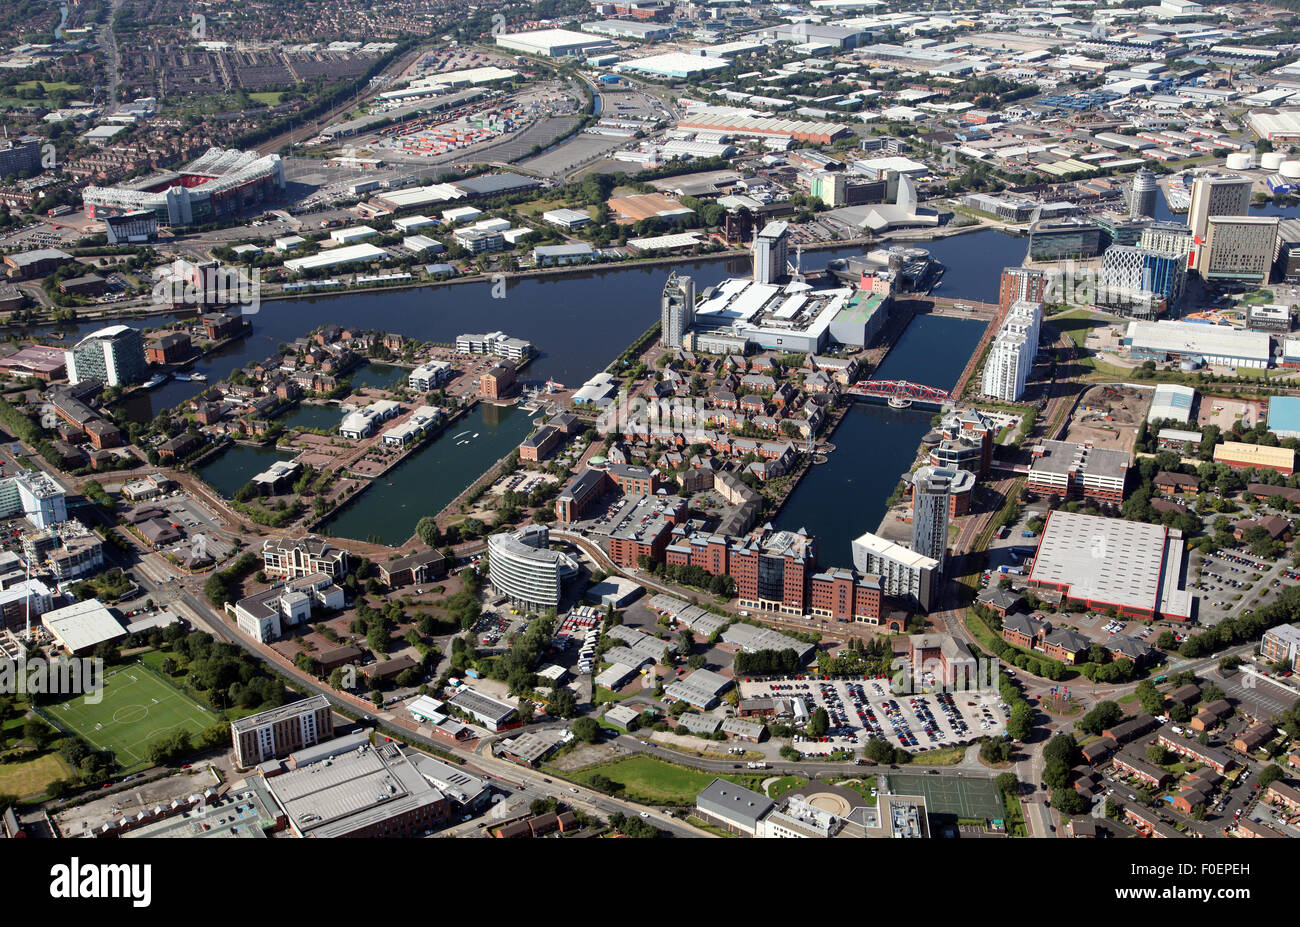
[733,647,804,677]
[1180,584,1300,659]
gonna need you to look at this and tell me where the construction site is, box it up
[1063,383,1145,453]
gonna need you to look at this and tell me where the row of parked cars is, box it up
[845,682,886,739]
[935,691,970,738]
[879,699,919,747]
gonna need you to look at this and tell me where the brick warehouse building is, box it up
[554,465,669,523]
[607,498,688,567]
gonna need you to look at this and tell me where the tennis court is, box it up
[887,773,1004,821]
[40,664,214,771]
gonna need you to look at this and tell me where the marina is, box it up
[774,312,986,562]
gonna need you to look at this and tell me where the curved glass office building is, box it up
[487,525,579,612]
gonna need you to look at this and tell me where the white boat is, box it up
[189,372,207,382]
[142,373,170,389]
[472,433,479,438]
[453,430,470,439]
[457,440,469,446]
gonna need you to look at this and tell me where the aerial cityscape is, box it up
[1,0,1300,868]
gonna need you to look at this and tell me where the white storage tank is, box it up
[1226,152,1254,171]
[1281,160,1300,180]
[1261,151,1285,171]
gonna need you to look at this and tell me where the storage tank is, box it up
[1261,151,1285,171]
[1282,160,1300,180]
[1226,152,1254,171]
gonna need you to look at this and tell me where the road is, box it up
[112,538,716,836]
[97,0,126,112]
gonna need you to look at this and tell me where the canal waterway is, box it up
[26,230,1023,546]
[318,401,532,544]
[194,443,296,499]
[774,313,986,564]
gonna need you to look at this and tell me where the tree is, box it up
[1136,680,1165,716]
[1076,701,1123,736]
[1147,745,1171,766]
[571,717,600,743]
[980,738,1013,764]
[1258,764,1285,790]
[1043,756,1072,793]
[146,730,193,765]
[22,718,50,749]
[549,689,578,719]
[1051,788,1087,816]
[865,737,894,764]
[1006,704,1034,741]
[367,625,392,655]
[1044,733,1078,768]
[807,707,830,738]
[529,796,558,816]
[996,772,1019,794]
[416,516,440,548]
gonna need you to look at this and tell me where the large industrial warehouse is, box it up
[1027,510,1194,621]
[1122,320,1272,368]
[494,28,608,57]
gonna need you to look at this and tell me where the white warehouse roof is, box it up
[284,243,387,273]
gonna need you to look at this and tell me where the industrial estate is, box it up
[0,0,1299,872]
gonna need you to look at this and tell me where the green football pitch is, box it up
[41,664,214,771]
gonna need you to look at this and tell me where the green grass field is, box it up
[16,80,79,91]
[0,752,73,799]
[565,755,764,806]
[40,665,214,771]
[766,775,808,799]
